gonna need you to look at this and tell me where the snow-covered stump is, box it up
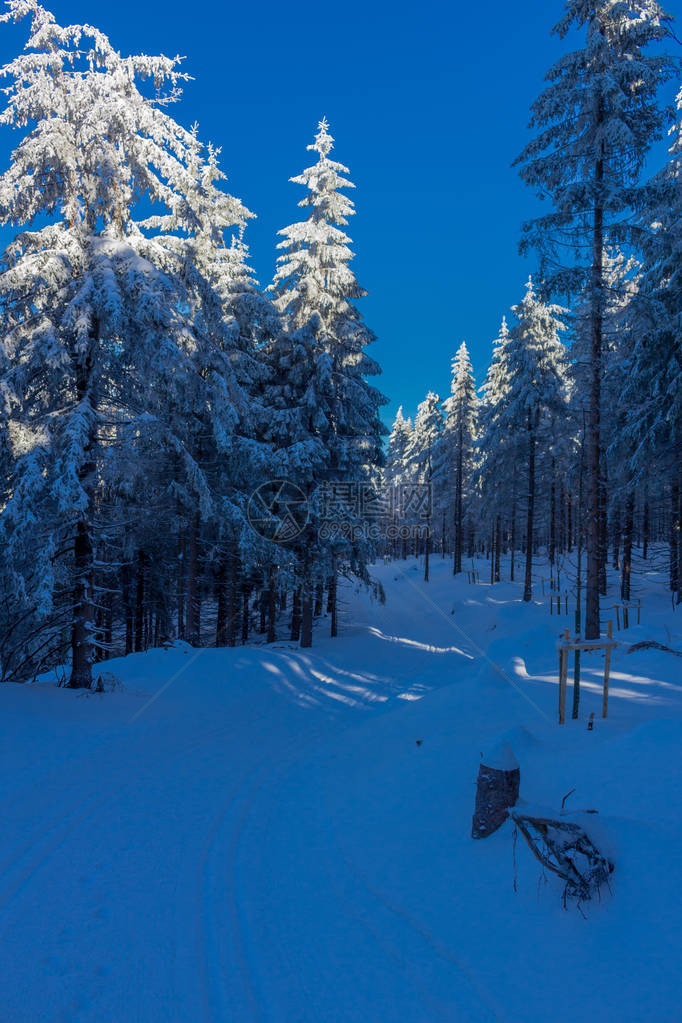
[471,742,520,839]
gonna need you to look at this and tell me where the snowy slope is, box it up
[1,554,681,1022]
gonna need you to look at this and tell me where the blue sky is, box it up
[0,0,679,429]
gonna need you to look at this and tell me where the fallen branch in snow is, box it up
[511,810,613,904]
[626,640,682,658]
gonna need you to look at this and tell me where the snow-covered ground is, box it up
[2,553,682,1022]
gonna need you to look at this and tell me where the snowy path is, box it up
[0,563,479,1022]
[2,557,682,1021]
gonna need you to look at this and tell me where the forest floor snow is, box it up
[1,552,682,1022]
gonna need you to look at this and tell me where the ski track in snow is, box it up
[2,555,682,1021]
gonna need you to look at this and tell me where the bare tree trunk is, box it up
[300,555,313,648]
[510,488,517,583]
[122,560,134,656]
[424,517,431,582]
[549,461,556,568]
[228,548,241,647]
[329,556,338,638]
[454,414,464,575]
[185,513,200,646]
[573,439,585,717]
[241,582,251,645]
[290,587,302,643]
[494,515,501,584]
[585,142,604,637]
[598,456,608,597]
[671,476,680,596]
[490,523,495,585]
[267,567,277,644]
[103,589,113,659]
[176,533,186,641]
[216,556,228,647]
[314,580,324,618]
[523,414,536,603]
[68,333,97,689]
[134,549,145,653]
[621,491,634,602]
[612,498,621,571]
[677,475,682,606]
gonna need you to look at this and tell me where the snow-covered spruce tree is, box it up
[260,312,332,643]
[571,249,640,599]
[383,407,413,558]
[626,88,682,601]
[442,342,478,575]
[515,0,675,637]
[0,2,252,684]
[273,119,386,476]
[477,317,521,581]
[272,118,386,644]
[480,281,569,601]
[404,392,444,581]
[146,141,284,648]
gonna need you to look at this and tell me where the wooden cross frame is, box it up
[613,600,641,631]
[556,623,620,725]
[548,592,570,615]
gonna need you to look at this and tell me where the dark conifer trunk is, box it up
[523,412,536,603]
[454,412,464,575]
[185,513,200,646]
[510,496,516,583]
[549,462,556,568]
[228,551,241,648]
[122,560,134,656]
[267,568,277,644]
[621,491,634,602]
[671,476,680,596]
[290,586,302,642]
[612,499,621,571]
[585,123,604,640]
[134,549,145,653]
[68,331,98,689]
[216,556,228,647]
[300,557,313,648]
[598,458,608,597]
[314,581,324,618]
[241,583,251,645]
[489,523,495,585]
[329,557,338,638]
[176,534,186,641]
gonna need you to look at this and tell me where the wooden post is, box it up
[603,643,613,719]
[558,629,570,725]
